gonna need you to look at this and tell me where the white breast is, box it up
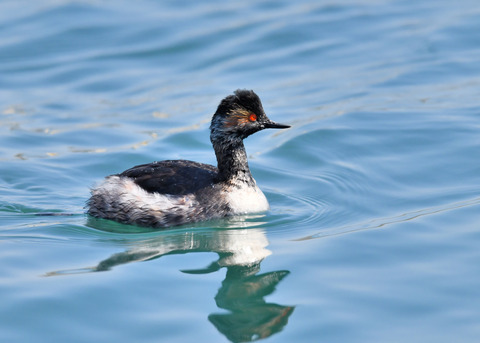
[225,182,270,214]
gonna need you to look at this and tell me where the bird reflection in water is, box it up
[208,264,293,342]
[46,216,294,342]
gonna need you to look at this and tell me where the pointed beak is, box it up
[263,120,291,129]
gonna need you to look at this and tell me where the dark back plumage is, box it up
[119,160,218,195]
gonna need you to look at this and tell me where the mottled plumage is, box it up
[87,89,290,228]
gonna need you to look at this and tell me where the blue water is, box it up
[1,0,480,342]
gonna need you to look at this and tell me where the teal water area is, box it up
[1,1,480,342]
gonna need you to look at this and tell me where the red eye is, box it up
[248,113,257,122]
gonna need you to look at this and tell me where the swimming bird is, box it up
[87,89,290,228]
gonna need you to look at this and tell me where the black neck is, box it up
[212,136,254,186]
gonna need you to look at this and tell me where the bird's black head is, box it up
[210,89,290,141]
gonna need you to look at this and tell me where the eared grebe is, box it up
[87,89,290,228]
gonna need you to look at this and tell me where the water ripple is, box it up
[293,196,480,241]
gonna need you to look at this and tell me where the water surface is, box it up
[1,0,480,342]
